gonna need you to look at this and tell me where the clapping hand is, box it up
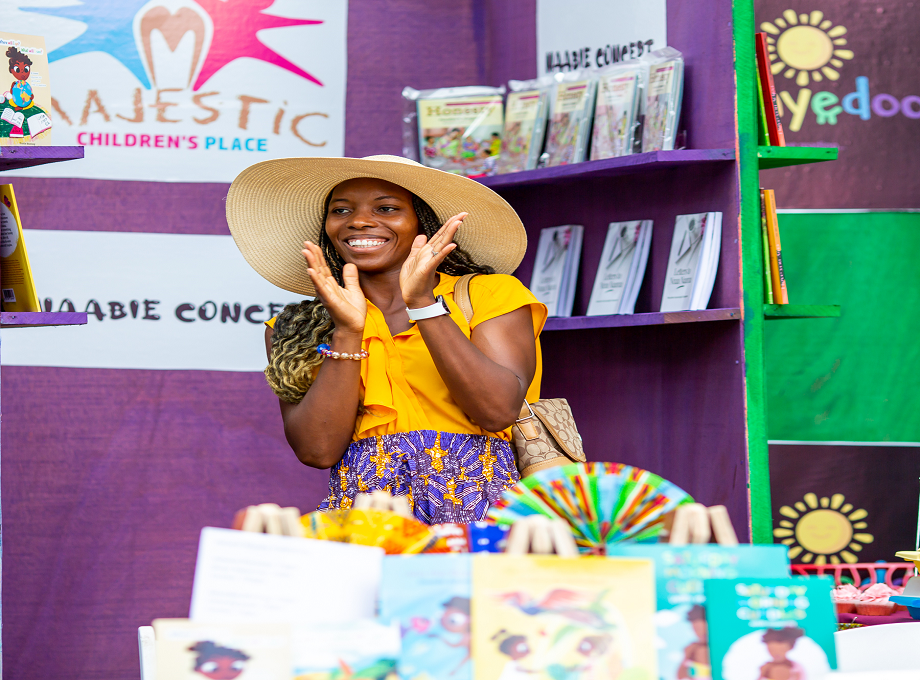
[303,242,367,334]
[400,212,466,308]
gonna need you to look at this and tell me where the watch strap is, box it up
[406,295,450,322]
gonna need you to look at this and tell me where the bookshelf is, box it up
[1,311,87,328]
[757,146,838,169]
[0,145,84,172]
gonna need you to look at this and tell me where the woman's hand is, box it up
[303,242,367,334]
[399,212,466,308]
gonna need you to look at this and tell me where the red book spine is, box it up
[755,33,786,146]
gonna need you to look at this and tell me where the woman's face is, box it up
[324,178,420,274]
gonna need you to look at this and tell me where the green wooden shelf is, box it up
[758,146,838,169]
[764,304,841,319]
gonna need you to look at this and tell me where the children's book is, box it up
[762,189,789,304]
[473,554,658,680]
[530,225,583,317]
[380,554,471,680]
[590,64,642,160]
[497,79,552,174]
[0,33,52,145]
[641,48,684,153]
[704,577,837,680]
[606,544,790,680]
[586,220,652,316]
[660,213,720,312]
[0,184,40,312]
[292,621,401,680]
[544,74,597,167]
[755,33,786,147]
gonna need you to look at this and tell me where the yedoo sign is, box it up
[2,0,347,182]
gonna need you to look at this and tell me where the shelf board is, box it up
[543,308,741,331]
[1,311,88,328]
[763,304,840,320]
[0,145,85,172]
[476,149,735,189]
[758,146,838,169]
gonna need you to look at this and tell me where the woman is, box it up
[226,155,546,524]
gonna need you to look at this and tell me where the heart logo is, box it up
[410,617,431,633]
[139,5,207,88]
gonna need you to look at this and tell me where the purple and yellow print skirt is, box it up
[319,430,520,525]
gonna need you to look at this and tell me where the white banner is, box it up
[537,0,667,76]
[0,230,302,371]
[0,0,347,182]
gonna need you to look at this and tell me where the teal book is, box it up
[606,544,789,680]
[379,554,471,680]
[704,577,837,680]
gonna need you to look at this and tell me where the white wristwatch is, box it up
[406,295,451,322]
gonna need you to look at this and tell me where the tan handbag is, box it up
[453,274,587,477]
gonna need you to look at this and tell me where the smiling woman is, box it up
[226,155,546,524]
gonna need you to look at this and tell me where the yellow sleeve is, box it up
[265,316,277,329]
[468,274,548,338]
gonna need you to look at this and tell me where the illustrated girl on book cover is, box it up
[189,641,250,680]
[0,37,52,144]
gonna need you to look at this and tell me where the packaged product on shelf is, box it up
[543,71,597,167]
[641,47,685,152]
[380,554,471,680]
[530,224,583,317]
[606,544,790,680]
[590,62,645,160]
[402,85,505,177]
[0,183,40,312]
[704,577,838,680]
[473,554,658,680]
[495,76,553,174]
[660,212,722,312]
[0,32,53,145]
[586,220,653,316]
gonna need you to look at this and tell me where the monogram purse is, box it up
[453,274,587,477]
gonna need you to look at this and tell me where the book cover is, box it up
[762,189,789,304]
[380,554,471,680]
[760,191,774,304]
[544,79,596,167]
[497,89,548,174]
[292,621,401,680]
[606,545,790,680]
[755,33,786,147]
[704,577,837,680]
[660,213,709,312]
[587,221,644,316]
[618,221,653,315]
[531,225,581,317]
[590,68,640,160]
[557,224,583,317]
[689,212,722,311]
[641,58,683,153]
[756,74,770,147]
[473,554,658,680]
[0,184,40,312]
[0,33,52,145]
[417,95,504,177]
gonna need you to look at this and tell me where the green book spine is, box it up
[756,69,770,147]
[760,190,774,304]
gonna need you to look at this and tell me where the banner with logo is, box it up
[0,0,347,183]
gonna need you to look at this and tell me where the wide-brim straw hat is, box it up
[226,155,527,296]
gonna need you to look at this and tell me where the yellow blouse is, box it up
[268,274,547,442]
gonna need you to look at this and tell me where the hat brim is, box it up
[226,155,527,296]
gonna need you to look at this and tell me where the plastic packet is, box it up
[640,47,684,152]
[590,60,647,160]
[542,70,598,167]
[495,75,554,175]
[402,85,505,177]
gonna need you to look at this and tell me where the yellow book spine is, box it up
[0,183,41,312]
[763,189,789,304]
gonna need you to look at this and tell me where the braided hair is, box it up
[265,191,493,404]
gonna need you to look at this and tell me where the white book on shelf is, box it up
[690,212,722,310]
[531,224,582,317]
[619,220,653,315]
[660,213,711,312]
[586,220,645,316]
[558,224,583,317]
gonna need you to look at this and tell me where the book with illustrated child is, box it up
[586,220,652,316]
[641,48,684,153]
[530,224,583,317]
[543,74,597,167]
[659,212,722,312]
[496,81,551,174]
[0,32,52,145]
[590,65,642,160]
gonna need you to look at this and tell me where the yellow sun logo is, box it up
[773,492,874,564]
[761,9,854,86]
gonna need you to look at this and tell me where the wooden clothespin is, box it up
[352,490,414,519]
[505,516,579,557]
[232,503,304,537]
[667,503,738,546]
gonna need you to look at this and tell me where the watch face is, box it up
[438,295,451,314]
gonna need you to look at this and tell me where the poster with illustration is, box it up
[704,578,837,680]
[473,554,657,680]
[606,545,790,680]
[152,618,291,680]
[292,621,401,680]
[379,554,472,680]
[416,94,504,177]
[0,32,52,145]
[591,67,641,160]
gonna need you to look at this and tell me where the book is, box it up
[756,73,770,147]
[0,184,40,312]
[761,191,774,304]
[496,80,551,174]
[660,213,721,312]
[590,64,642,160]
[0,32,53,145]
[641,48,684,152]
[291,621,401,680]
[530,225,583,317]
[380,554,472,680]
[544,75,597,166]
[755,33,786,147]
[605,544,790,680]
[704,577,837,680]
[472,554,658,680]
[586,220,652,316]
[762,189,789,304]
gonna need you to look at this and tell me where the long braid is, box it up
[265,192,493,404]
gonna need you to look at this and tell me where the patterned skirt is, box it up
[319,430,520,525]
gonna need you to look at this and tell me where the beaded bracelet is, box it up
[316,343,369,361]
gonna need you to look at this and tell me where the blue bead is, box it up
[317,343,331,354]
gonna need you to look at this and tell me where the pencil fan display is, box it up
[486,462,693,553]
[301,508,441,555]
